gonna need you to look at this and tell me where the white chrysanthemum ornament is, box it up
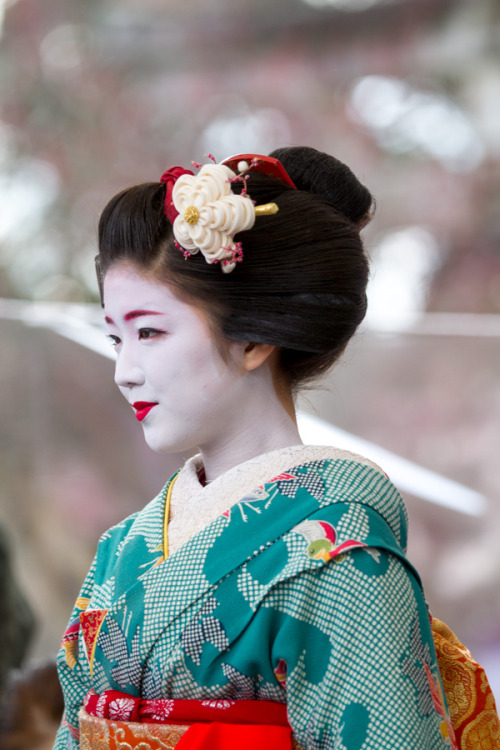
[160,158,283,273]
[172,163,255,273]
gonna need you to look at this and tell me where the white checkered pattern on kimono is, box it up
[335,503,370,543]
[272,462,326,502]
[115,491,166,555]
[280,556,439,749]
[319,460,405,543]
[181,607,229,665]
[89,576,116,609]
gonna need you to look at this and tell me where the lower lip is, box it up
[134,404,157,422]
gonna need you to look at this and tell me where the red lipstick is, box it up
[132,402,158,422]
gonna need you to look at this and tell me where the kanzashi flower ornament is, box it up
[160,159,283,273]
[172,164,255,272]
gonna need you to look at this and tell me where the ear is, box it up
[241,342,276,372]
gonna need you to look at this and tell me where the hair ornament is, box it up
[160,166,194,224]
[170,163,255,273]
[160,153,295,273]
[220,153,297,189]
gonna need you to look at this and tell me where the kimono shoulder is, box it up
[200,455,413,589]
[92,479,173,597]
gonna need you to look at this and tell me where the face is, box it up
[103,263,248,456]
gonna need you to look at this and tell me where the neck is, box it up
[201,422,302,483]
[199,367,302,483]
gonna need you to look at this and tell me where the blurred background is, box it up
[0,0,499,718]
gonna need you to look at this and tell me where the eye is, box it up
[107,334,121,348]
[138,327,164,340]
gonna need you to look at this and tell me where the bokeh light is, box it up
[349,75,484,171]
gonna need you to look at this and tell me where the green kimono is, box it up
[55,453,453,749]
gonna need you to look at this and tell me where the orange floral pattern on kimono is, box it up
[432,617,500,750]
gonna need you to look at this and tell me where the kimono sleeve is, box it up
[52,514,139,750]
[53,553,97,750]
[268,545,452,750]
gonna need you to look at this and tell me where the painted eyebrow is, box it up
[105,310,163,324]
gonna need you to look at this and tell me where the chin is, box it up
[142,430,194,456]
[144,437,175,454]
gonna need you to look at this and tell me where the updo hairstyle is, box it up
[97,146,373,390]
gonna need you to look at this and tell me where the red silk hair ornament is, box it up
[220,153,297,189]
[160,166,194,224]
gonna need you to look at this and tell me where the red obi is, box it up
[80,690,296,750]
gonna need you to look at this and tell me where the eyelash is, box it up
[138,327,165,340]
[106,328,165,347]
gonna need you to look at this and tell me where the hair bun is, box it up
[270,146,372,227]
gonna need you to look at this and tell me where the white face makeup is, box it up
[103,264,248,457]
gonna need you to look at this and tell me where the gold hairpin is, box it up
[254,202,279,216]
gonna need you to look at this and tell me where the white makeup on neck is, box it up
[103,263,302,481]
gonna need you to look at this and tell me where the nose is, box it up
[114,345,145,389]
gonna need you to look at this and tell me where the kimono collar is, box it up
[167,445,383,556]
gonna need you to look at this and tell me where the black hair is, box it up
[97,146,373,390]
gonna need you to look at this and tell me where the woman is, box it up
[54,147,458,749]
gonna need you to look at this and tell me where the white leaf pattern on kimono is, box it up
[99,619,142,690]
